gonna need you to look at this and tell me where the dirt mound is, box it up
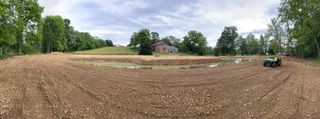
[73,55,222,65]
[50,52,64,55]
[1,54,320,118]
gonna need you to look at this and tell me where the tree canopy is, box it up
[136,29,153,55]
[43,16,65,52]
[4,0,319,59]
[215,26,238,56]
[235,34,264,56]
[129,29,210,56]
[279,0,320,58]
[0,0,43,55]
[181,31,208,55]
[0,0,111,57]
[161,36,181,47]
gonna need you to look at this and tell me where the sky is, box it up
[38,0,280,47]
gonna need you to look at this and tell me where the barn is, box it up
[154,41,178,53]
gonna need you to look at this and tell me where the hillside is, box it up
[74,47,193,56]
[74,47,139,55]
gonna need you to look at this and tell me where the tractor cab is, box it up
[263,56,281,68]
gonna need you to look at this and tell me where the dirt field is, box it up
[73,55,223,65]
[0,54,320,119]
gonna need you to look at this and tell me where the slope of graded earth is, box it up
[0,54,320,119]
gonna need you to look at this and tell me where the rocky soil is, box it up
[0,54,319,119]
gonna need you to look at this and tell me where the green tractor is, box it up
[263,57,281,68]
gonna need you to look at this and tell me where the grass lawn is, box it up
[74,47,139,55]
[74,47,193,56]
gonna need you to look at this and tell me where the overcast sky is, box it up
[38,0,280,47]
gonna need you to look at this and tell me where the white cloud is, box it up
[38,0,280,47]
[195,0,280,46]
[164,29,186,38]
[38,0,75,17]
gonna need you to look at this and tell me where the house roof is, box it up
[157,46,178,50]
[154,41,168,46]
[154,41,178,50]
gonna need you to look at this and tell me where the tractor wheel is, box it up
[272,63,277,68]
[263,62,267,67]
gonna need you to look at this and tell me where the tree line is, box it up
[42,16,112,53]
[128,0,320,58]
[128,29,210,55]
[217,0,320,58]
[0,0,112,57]
[2,0,317,58]
[206,0,320,59]
[216,0,320,58]
[214,26,281,56]
[128,27,281,56]
[278,0,320,58]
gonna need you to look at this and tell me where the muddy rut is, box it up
[0,54,320,119]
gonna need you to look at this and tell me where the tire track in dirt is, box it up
[117,63,282,117]
[37,61,112,118]
[18,67,55,118]
[57,58,255,117]
[1,54,320,118]
[167,67,272,88]
[302,64,320,119]
[257,64,294,101]
[56,66,163,118]
[75,61,265,88]
[194,64,292,118]
[66,57,296,118]
[0,58,55,119]
[0,59,27,119]
[58,60,278,118]
[229,63,295,119]
[266,65,303,118]
[252,61,304,119]
[36,58,152,118]
[200,64,290,106]
[37,65,75,118]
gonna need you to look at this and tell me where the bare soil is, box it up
[0,54,320,119]
[73,55,222,65]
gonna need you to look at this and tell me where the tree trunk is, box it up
[315,39,320,58]
[299,45,304,58]
[17,31,23,54]
[47,40,51,53]
[19,36,22,54]
[302,45,304,58]
[39,40,41,53]
[291,47,294,56]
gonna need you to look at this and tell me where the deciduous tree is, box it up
[42,16,65,53]
[0,0,16,55]
[279,0,320,58]
[137,29,152,55]
[182,31,208,55]
[215,26,238,56]
[11,0,43,54]
[151,32,160,45]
